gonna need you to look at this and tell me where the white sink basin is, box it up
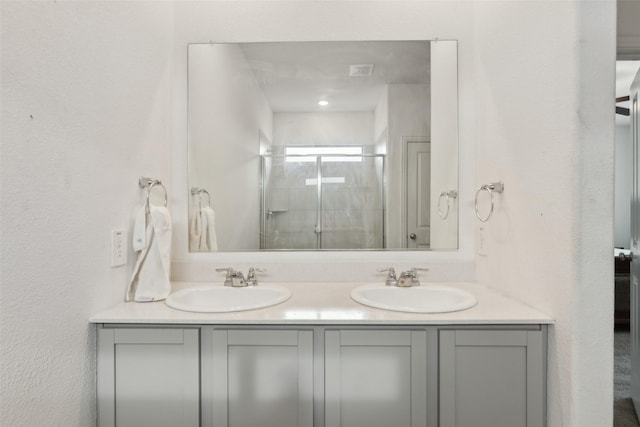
[351,284,477,313]
[165,285,291,313]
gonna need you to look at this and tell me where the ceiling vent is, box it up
[349,64,374,77]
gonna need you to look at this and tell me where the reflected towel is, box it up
[202,206,218,252]
[189,206,218,252]
[189,209,202,252]
[126,206,172,302]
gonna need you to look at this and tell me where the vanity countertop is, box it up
[90,282,554,325]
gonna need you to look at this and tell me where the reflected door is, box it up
[406,141,431,248]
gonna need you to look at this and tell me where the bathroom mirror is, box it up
[188,40,458,251]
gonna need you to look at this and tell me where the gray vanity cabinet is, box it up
[201,328,314,427]
[324,329,430,427]
[96,327,200,427]
[439,329,546,427]
[96,325,547,427]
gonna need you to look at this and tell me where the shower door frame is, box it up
[261,154,386,250]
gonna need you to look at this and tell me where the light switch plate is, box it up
[110,229,127,267]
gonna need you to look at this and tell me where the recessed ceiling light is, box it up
[318,100,329,106]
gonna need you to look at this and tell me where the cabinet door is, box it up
[325,329,428,427]
[202,329,314,427]
[439,329,545,427]
[97,327,200,427]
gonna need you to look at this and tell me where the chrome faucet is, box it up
[246,268,266,286]
[397,267,429,287]
[377,267,398,286]
[216,268,247,287]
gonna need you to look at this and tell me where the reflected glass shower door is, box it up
[320,155,385,249]
[262,155,319,250]
[261,154,385,250]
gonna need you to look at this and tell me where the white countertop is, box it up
[90,282,554,325]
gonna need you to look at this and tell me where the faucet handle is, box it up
[377,267,398,286]
[246,268,266,286]
[398,267,429,287]
[216,267,235,277]
[216,267,246,287]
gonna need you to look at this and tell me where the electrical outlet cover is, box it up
[111,229,127,267]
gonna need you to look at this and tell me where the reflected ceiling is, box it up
[240,41,430,112]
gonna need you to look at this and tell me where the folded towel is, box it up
[189,206,218,252]
[126,206,172,302]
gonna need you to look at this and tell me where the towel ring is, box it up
[474,182,504,222]
[140,177,168,213]
[437,190,458,220]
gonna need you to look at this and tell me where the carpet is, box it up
[615,331,640,427]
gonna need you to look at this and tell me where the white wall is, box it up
[373,86,389,151]
[473,1,615,426]
[273,112,374,149]
[0,2,173,425]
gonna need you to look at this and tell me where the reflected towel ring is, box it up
[202,190,211,208]
[474,182,504,222]
[437,190,458,220]
[191,187,211,209]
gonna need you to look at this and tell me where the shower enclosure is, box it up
[261,153,386,250]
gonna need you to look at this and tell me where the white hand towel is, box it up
[126,206,172,302]
[202,206,218,252]
[189,207,218,252]
[189,209,203,252]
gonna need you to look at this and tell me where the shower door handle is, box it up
[409,233,417,240]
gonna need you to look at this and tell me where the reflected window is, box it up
[285,145,363,162]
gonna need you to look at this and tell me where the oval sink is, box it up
[166,285,291,313]
[351,284,477,313]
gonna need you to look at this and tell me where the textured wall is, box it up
[473,1,616,426]
[0,2,173,425]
